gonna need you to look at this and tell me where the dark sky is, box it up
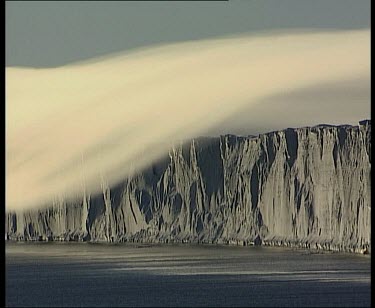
[6,0,370,67]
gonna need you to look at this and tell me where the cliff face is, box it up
[5,121,371,253]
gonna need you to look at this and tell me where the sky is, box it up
[5,1,371,211]
[6,0,370,68]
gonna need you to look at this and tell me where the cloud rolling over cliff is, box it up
[6,29,370,211]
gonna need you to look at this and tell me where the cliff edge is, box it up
[5,121,371,253]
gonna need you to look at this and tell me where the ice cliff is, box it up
[5,121,371,253]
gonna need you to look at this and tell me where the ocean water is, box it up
[6,243,371,307]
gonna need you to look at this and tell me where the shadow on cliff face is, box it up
[195,138,224,197]
[250,165,259,210]
[285,129,298,168]
[337,128,348,148]
[135,189,152,223]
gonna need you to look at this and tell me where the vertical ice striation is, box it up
[5,121,371,252]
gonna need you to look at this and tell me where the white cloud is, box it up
[6,29,370,211]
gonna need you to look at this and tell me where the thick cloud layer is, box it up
[6,29,370,211]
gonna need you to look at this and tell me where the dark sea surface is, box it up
[6,243,371,307]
